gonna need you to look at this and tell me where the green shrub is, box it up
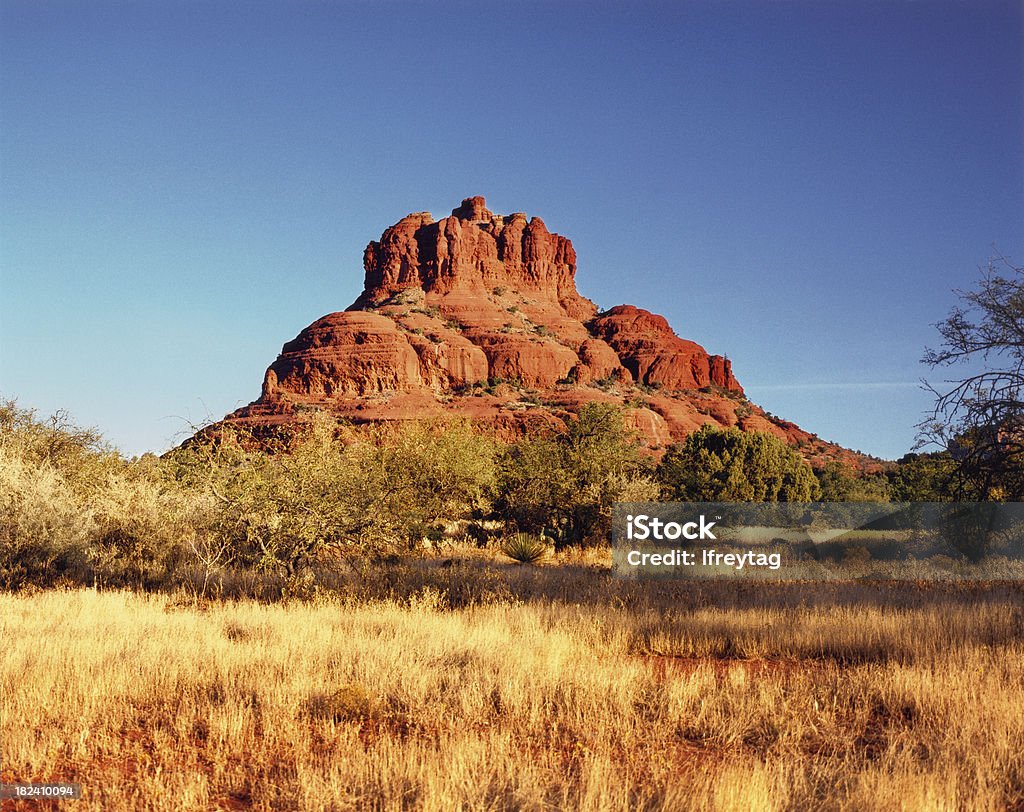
[658,425,820,502]
[496,404,655,548]
[816,461,892,502]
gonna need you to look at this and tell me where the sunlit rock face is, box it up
[221,196,867,468]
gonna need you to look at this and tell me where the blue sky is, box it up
[1,0,1021,459]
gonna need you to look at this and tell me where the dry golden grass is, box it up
[3,576,1024,811]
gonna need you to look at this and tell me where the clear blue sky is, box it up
[2,0,1022,460]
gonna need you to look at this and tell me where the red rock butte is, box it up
[222,196,867,467]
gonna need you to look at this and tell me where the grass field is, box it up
[3,558,1024,811]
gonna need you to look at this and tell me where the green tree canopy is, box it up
[496,403,657,548]
[889,452,956,502]
[816,461,892,502]
[657,426,819,502]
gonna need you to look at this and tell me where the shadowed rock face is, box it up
[590,305,741,392]
[222,196,872,468]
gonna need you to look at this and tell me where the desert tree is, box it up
[657,425,819,502]
[0,400,201,588]
[496,403,657,548]
[920,253,1024,500]
[888,452,956,502]
[816,461,892,502]
[165,412,499,577]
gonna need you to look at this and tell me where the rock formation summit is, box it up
[223,196,854,466]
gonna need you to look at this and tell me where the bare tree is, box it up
[920,253,1024,499]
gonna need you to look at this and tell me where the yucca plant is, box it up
[500,532,550,565]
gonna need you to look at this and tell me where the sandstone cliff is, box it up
[223,196,866,468]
